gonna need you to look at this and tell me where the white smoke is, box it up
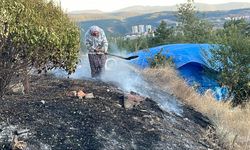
[101,58,143,92]
[52,54,91,79]
[101,57,183,115]
[52,51,183,115]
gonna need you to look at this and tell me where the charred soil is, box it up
[0,75,222,150]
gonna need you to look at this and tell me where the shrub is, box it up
[209,26,250,105]
[0,0,80,97]
[148,49,173,68]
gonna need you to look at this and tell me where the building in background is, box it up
[132,25,139,34]
[225,15,250,21]
[145,25,152,33]
[125,24,154,40]
[138,25,145,33]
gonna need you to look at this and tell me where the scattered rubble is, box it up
[66,90,94,100]
[9,83,25,95]
[66,90,77,97]
[85,93,94,99]
[0,75,223,149]
[77,90,86,99]
[12,133,27,150]
[123,91,145,109]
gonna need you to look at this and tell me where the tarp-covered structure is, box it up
[129,44,228,100]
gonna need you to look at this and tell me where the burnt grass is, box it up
[0,75,222,150]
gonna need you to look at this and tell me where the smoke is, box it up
[101,57,183,115]
[101,58,143,92]
[53,54,92,79]
[53,49,183,115]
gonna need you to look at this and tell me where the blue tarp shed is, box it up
[129,44,228,100]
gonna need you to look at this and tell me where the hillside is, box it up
[69,2,250,21]
[116,2,250,13]
[78,8,250,35]
[0,75,222,149]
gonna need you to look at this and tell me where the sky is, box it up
[53,0,250,12]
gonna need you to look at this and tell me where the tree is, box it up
[114,36,149,52]
[177,0,213,43]
[224,18,250,36]
[149,20,174,47]
[0,0,80,97]
[209,25,250,105]
[224,18,248,29]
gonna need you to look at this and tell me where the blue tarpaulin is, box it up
[129,44,228,100]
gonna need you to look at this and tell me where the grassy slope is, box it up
[142,65,250,150]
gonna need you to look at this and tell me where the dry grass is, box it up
[142,65,250,150]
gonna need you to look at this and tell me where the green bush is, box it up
[148,49,173,68]
[148,21,174,47]
[210,25,250,105]
[0,0,80,96]
[113,36,149,52]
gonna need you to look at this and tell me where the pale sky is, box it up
[53,0,250,12]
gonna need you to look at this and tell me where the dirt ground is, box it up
[0,75,222,150]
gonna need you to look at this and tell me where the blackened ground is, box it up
[0,75,222,150]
